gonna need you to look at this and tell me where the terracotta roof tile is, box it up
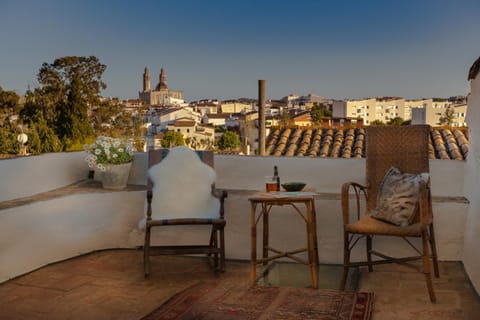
[265,127,468,160]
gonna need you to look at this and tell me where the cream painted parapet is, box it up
[214,155,465,197]
[463,58,480,293]
[0,152,87,202]
[0,151,148,203]
[0,191,145,283]
[0,152,469,283]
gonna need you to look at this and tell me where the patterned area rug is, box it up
[141,281,374,320]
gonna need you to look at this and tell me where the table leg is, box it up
[262,203,269,266]
[311,199,319,265]
[250,202,257,287]
[306,200,318,289]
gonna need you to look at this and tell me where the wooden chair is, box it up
[340,125,439,302]
[143,148,227,276]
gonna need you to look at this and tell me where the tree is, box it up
[0,122,20,154]
[370,120,386,126]
[218,130,240,150]
[161,130,185,148]
[310,103,332,125]
[0,86,20,118]
[439,106,455,127]
[387,116,405,126]
[36,56,106,147]
[56,72,93,146]
[278,110,291,128]
[27,116,62,154]
[37,56,106,106]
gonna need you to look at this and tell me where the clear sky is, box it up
[1,0,479,101]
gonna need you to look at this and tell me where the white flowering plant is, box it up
[84,136,135,171]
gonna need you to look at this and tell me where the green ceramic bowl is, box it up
[281,182,306,192]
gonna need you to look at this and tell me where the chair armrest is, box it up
[418,179,433,227]
[341,181,368,225]
[211,184,228,200]
[211,183,228,219]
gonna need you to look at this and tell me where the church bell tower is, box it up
[143,67,151,92]
[157,67,168,90]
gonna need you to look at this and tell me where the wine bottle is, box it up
[274,165,280,191]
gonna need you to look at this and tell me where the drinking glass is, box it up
[265,176,278,192]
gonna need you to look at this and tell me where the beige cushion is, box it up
[138,146,220,229]
[371,167,429,227]
[346,215,422,237]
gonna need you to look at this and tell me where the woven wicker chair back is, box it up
[365,125,430,216]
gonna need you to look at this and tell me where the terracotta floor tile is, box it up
[0,249,478,320]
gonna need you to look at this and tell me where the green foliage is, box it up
[27,117,62,154]
[218,130,240,150]
[27,126,42,154]
[0,122,20,154]
[310,104,332,125]
[370,120,386,126]
[56,72,94,148]
[278,110,291,128]
[37,56,106,106]
[387,116,405,126]
[0,87,20,116]
[439,106,455,126]
[36,56,105,148]
[161,130,185,148]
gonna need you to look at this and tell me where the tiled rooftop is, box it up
[266,127,469,160]
[1,250,479,320]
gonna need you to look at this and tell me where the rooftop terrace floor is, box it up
[0,249,479,320]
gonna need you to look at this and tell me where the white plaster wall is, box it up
[463,74,480,292]
[0,153,469,283]
[0,152,87,202]
[0,191,145,283]
[214,155,465,197]
[0,152,148,202]
[215,156,365,193]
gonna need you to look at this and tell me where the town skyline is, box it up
[1,0,479,101]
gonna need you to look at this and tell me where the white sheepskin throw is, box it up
[138,146,220,229]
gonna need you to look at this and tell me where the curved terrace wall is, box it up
[0,152,469,284]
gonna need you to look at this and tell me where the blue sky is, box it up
[1,0,479,101]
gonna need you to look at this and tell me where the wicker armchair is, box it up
[143,148,227,276]
[340,125,439,302]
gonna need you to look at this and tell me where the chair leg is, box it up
[422,230,436,303]
[429,224,440,278]
[219,226,226,272]
[340,232,350,290]
[144,226,151,277]
[209,226,219,269]
[366,235,373,272]
[214,228,219,269]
